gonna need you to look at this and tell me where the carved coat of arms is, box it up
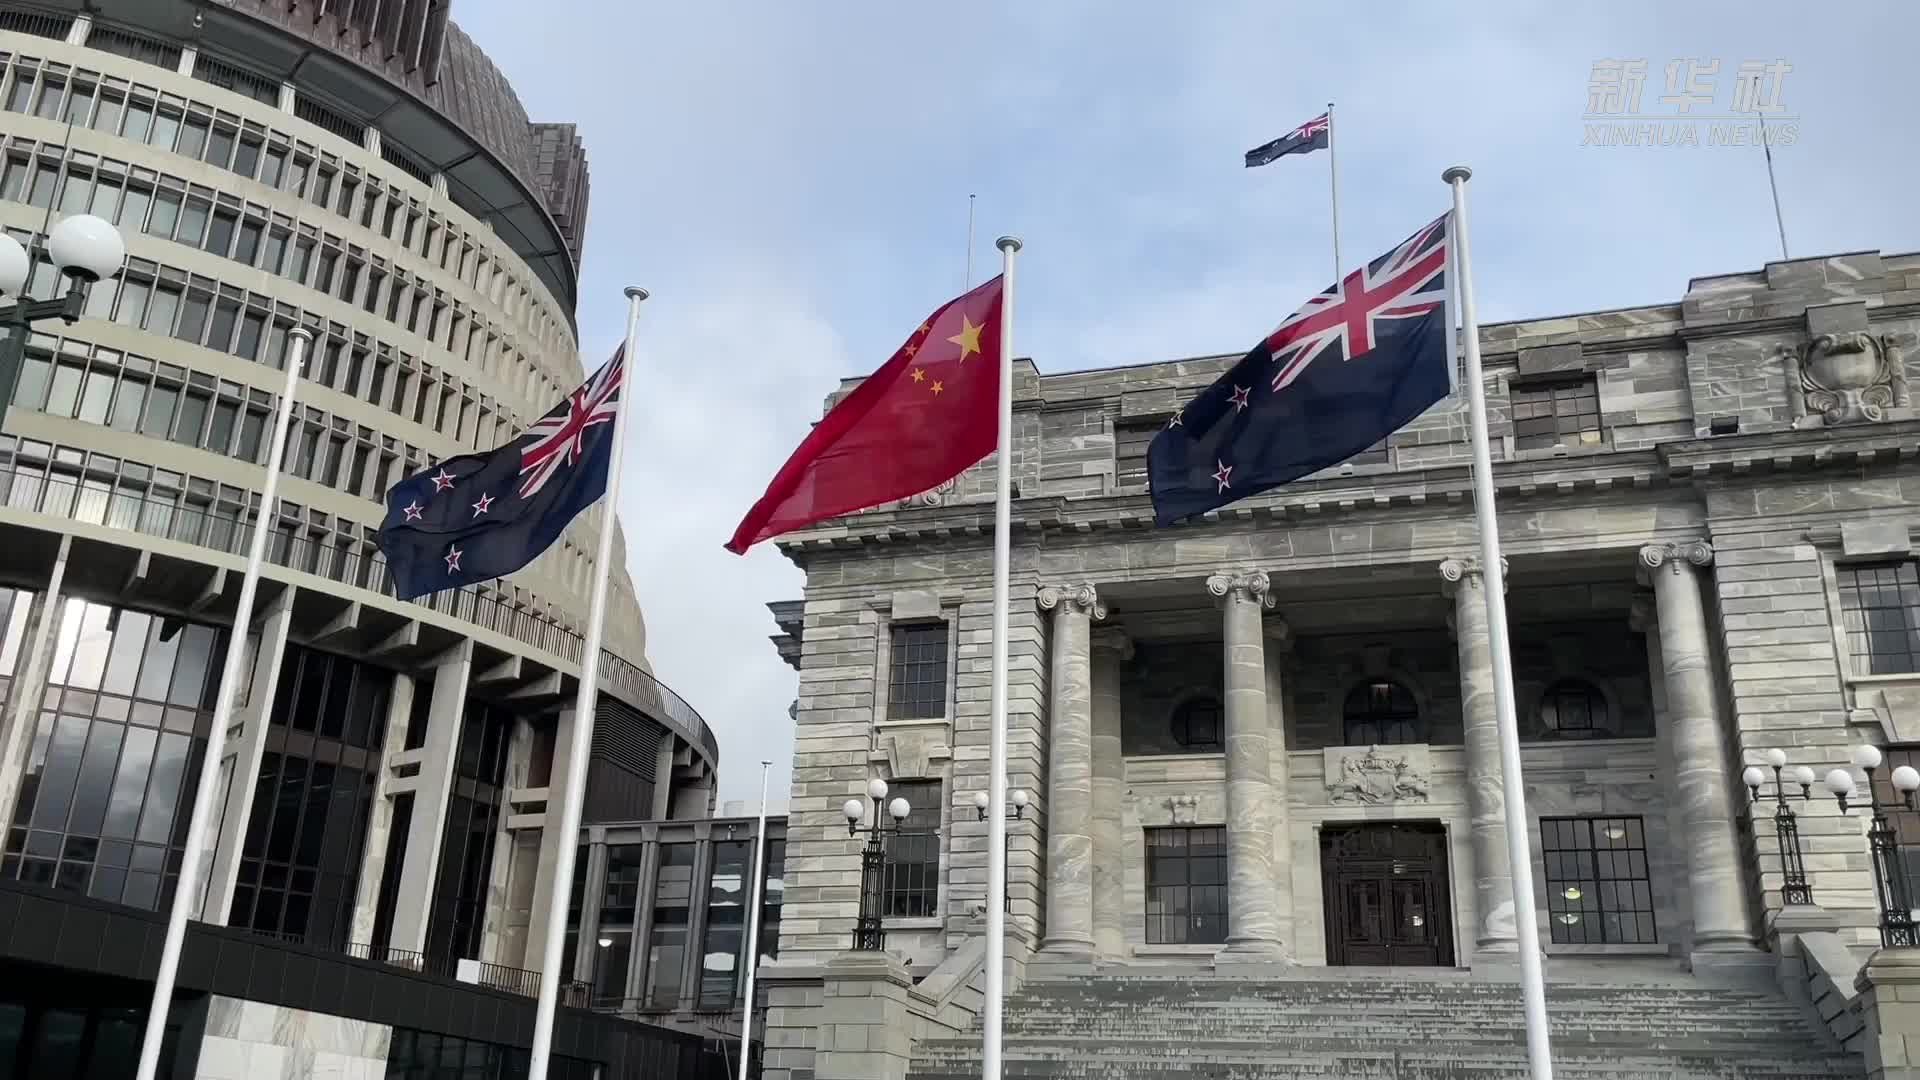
[1325,746,1430,804]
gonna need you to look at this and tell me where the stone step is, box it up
[992,1027,1821,1048]
[908,1051,1863,1080]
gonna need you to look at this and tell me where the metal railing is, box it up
[0,467,718,760]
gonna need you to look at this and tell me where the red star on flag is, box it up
[431,469,456,492]
[403,501,423,522]
[1212,460,1233,493]
[1229,385,1251,411]
[471,492,494,518]
[444,545,463,573]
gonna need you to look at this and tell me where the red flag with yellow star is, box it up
[726,275,1004,553]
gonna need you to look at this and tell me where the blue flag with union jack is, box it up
[1148,213,1453,526]
[377,348,623,599]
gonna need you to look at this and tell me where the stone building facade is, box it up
[766,246,1920,993]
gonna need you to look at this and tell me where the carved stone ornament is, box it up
[899,476,960,509]
[1038,582,1106,620]
[1206,570,1275,608]
[1324,745,1432,804]
[1437,555,1507,596]
[1168,794,1200,825]
[1638,540,1713,576]
[1784,332,1911,428]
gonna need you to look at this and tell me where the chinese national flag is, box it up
[726,275,1004,553]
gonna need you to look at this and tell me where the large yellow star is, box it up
[946,315,984,361]
[910,367,926,382]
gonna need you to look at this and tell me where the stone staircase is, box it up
[905,968,1864,1079]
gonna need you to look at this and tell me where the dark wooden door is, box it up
[1321,823,1454,967]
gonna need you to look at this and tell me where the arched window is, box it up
[1342,680,1423,745]
[1171,695,1223,751]
[1538,679,1610,738]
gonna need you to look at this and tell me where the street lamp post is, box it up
[973,789,1028,912]
[0,215,127,431]
[1742,748,1818,906]
[843,779,911,951]
[1822,745,1920,948]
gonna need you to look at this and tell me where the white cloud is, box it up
[461,1,1918,802]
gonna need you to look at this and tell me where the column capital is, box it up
[1639,540,1714,577]
[1207,569,1274,609]
[1438,555,1506,596]
[1038,582,1106,620]
[1090,625,1134,660]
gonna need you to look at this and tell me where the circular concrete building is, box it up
[0,3,719,1075]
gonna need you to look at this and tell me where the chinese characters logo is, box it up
[1583,58,1797,146]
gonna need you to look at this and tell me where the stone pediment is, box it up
[1323,745,1432,804]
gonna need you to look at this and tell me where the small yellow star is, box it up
[904,341,918,357]
[947,315,984,361]
[917,322,931,335]
[910,367,926,382]
[930,380,944,395]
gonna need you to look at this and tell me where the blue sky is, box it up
[457,1,1915,804]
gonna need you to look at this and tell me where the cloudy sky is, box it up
[458,1,1916,805]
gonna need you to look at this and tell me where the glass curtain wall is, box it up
[2,600,221,912]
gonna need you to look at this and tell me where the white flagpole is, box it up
[134,327,311,1080]
[982,235,1020,1080]
[1326,102,1343,281]
[1444,165,1554,1080]
[529,286,648,1080]
[736,759,773,1080]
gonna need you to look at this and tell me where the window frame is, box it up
[1144,825,1228,945]
[1509,374,1604,452]
[1539,815,1657,945]
[1836,559,1920,677]
[885,620,950,722]
[880,778,942,920]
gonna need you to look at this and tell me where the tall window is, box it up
[644,844,695,1010]
[887,623,948,720]
[1537,679,1610,739]
[594,845,642,1006]
[699,840,752,1009]
[1342,680,1423,745]
[229,645,392,950]
[756,837,786,974]
[423,702,512,971]
[1145,826,1227,945]
[559,848,588,987]
[1541,816,1656,944]
[1170,695,1223,752]
[2,601,221,912]
[0,589,31,706]
[1838,561,1920,675]
[1113,419,1159,491]
[882,779,942,918]
[1511,376,1602,451]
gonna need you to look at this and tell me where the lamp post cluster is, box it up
[974,788,1028,913]
[1742,748,1818,907]
[0,215,128,429]
[843,779,913,951]
[1821,745,1920,949]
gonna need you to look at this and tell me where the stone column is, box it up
[1440,556,1519,956]
[525,706,583,970]
[1089,626,1130,960]
[1262,618,1295,955]
[1638,540,1753,953]
[1208,570,1283,956]
[1038,582,1103,957]
[389,640,474,954]
[0,538,69,828]
[202,589,297,922]
[349,675,419,945]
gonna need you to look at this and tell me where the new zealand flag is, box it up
[377,348,623,599]
[1148,213,1453,526]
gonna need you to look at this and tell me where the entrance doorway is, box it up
[1320,822,1454,966]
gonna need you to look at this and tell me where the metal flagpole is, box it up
[736,760,773,1080]
[966,194,977,289]
[1443,165,1554,1080]
[1757,113,1789,261]
[134,327,311,1080]
[529,286,649,1080]
[982,234,1020,1080]
[1326,102,1343,281]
